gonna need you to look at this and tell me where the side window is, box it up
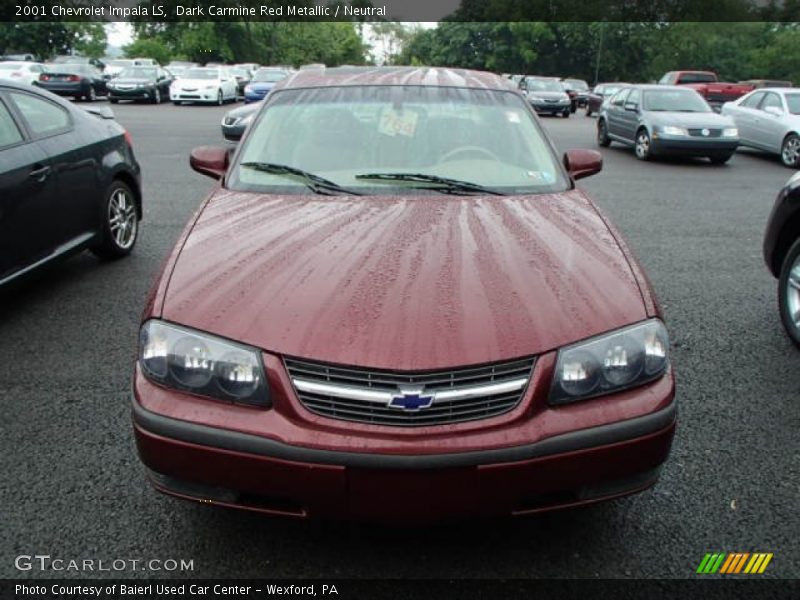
[760,93,783,112]
[612,89,631,106]
[9,92,71,137]
[626,88,641,108]
[0,99,24,148]
[658,73,674,85]
[741,92,765,108]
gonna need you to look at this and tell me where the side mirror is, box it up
[764,106,783,117]
[190,146,229,180]
[564,149,603,181]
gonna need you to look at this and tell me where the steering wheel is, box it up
[439,146,501,163]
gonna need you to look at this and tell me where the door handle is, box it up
[29,165,51,181]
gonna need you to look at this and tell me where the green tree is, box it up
[123,38,173,65]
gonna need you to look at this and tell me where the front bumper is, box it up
[132,355,676,520]
[109,87,154,101]
[651,135,739,156]
[171,90,218,103]
[531,102,571,114]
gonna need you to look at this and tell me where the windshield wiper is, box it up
[354,172,506,196]
[240,162,361,196]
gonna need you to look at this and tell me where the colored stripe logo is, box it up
[696,553,773,574]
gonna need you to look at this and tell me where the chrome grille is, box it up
[688,128,722,138]
[285,357,534,427]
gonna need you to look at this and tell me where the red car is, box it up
[133,67,676,521]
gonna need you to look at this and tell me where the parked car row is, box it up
[594,83,800,168]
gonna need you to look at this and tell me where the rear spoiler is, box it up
[81,105,115,120]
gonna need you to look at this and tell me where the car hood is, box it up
[175,78,219,87]
[112,77,154,85]
[528,91,569,100]
[161,190,648,370]
[226,102,261,120]
[645,110,735,128]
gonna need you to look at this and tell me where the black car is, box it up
[764,172,800,345]
[230,66,253,98]
[561,78,590,112]
[0,81,142,287]
[221,101,260,142]
[107,66,173,104]
[37,64,107,101]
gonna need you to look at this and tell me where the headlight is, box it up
[660,126,687,136]
[139,320,270,407]
[722,127,738,137]
[549,319,669,405]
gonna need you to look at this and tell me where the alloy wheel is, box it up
[108,187,137,250]
[635,131,651,160]
[782,135,800,168]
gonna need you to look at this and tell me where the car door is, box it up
[732,91,765,146]
[8,89,100,253]
[0,92,59,280]
[754,92,787,153]
[619,87,642,141]
[606,88,631,139]
[157,68,171,95]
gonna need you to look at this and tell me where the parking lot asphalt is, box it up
[1,101,797,580]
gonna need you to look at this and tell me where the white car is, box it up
[170,67,238,105]
[722,88,800,168]
[0,61,47,85]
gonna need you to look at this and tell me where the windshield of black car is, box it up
[643,89,711,112]
[184,68,219,80]
[527,80,563,92]
[785,94,800,115]
[229,85,568,196]
[118,68,157,79]
[252,70,288,83]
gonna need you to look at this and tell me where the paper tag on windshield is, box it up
[378,108,419,137]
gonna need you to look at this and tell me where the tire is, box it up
[172,100,181,106]
[709,154,732,164]
[152,88,161,104]
[778,237,800,348]
[781,133,800,168]
[585,107,593,117]
[109,98,118,104]
[562,110,570,118]
[216,89,223,106]
[90,180,138,260]
[634,128,652,161]
[87,85,97,102]
[597,119,611,147]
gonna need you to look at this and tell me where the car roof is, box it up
[748,87,797,94]
[278,66,515,92]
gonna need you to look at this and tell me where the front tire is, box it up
[91,180,138,260]
[778,237,800,347]
[562,110,570,118]
[86,85,97,102]
[216,89,223,106]
[597,119,611,147]
[781,133,800,168]
[152,88,161,104]
[109,98,118,104]
[635,128,652,161]
[585,107,593,117]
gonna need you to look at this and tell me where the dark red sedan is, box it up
[133,67,676,521]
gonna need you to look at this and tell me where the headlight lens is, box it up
[549,319,669,405]
[660,126,687,136]
[722,127,738,137]
[139,320,270,407]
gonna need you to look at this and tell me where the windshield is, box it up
[253,70,288,83]
[643,89,711,112]
[230,85,567,195]
[184,68,218,80]
[785,94,800,115]
[527,79,563,92]
[564,79,589,91]
[118,67,157,79]
[108,60,132,67]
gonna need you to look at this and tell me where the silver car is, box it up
[721,88,800,168]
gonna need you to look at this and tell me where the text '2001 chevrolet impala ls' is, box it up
[132,67,676,521]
